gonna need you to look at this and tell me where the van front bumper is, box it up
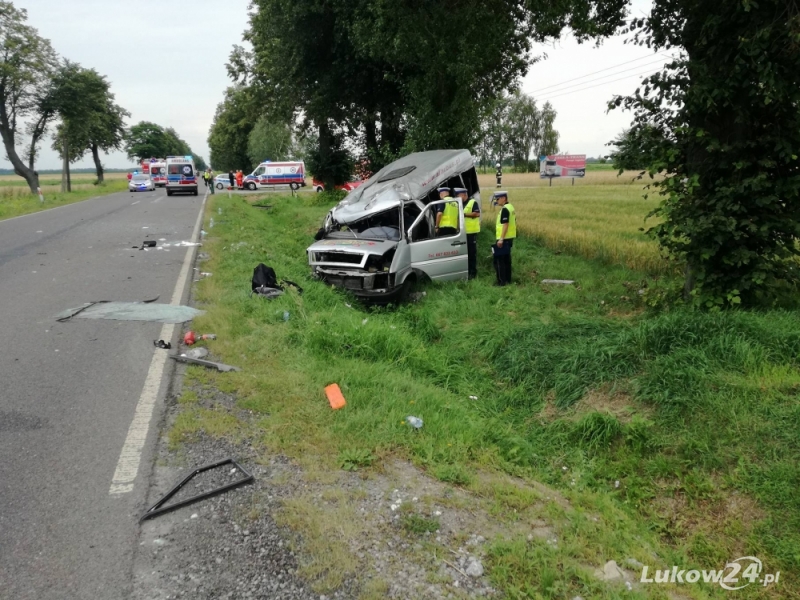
[314,267,397,297]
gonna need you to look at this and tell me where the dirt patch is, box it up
[538,384,646,424]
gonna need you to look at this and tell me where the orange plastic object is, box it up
[325,384,347,410]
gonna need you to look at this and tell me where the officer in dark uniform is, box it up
[492,191,516,285]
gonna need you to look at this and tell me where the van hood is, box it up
[308,237,399,258]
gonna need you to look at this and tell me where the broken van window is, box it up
[326,208,402,241]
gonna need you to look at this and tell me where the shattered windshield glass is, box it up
[325,207,402,240]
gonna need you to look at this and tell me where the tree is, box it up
[207,86,255,172]
[247,116,293,166]
[193,154,207,171]
[238,0,627,187]
[163,127,191,156]
[125,121,169,162]
[507,91,541,172]
[537,102,559,160]
[50,62,112,191]
[613,1,800,307]
[0,2,59,193]
[607,125,664,171]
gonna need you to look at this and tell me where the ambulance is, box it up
[148,159,167,187]
[243,160,306,191]
[165,156,198,196]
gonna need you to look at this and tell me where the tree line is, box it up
[0,2,203,193]
[207,0,621,186]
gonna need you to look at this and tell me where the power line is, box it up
[537,68,660,102]
[529,53,675,95]
[531,58,670,99]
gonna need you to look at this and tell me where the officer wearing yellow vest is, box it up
[455,187,480,279]
[492,191,516,286]
[434,187,459,237]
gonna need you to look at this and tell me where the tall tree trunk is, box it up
[0,110,40,193]
[318,121,335,192]
[91,143,104,183]
[61,136,71,193]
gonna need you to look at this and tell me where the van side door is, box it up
[407,199,468,281]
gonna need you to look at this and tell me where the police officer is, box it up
[455,187,480,279]
[208,168,215,195]
[492,191,516,286]
[434,187,459,237]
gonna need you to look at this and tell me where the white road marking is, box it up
[131,200,140,205]
[109,190,209,496]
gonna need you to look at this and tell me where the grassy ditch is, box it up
[0,178,129,221]
[179,191,799,598]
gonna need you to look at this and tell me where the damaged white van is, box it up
[307,149,480,300]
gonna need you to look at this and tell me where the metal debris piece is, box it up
[141,240,156,248]
[139,458,254,522]
[153,340,172,349]
[540,279,575,285]
[184,348,209,359]
[170,355,240,372]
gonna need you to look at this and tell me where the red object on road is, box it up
[183,331,217,345]
[184,331,196,345]
[127,173,132,181]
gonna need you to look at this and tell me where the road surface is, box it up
[0,185,206,600]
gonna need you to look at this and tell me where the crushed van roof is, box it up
[332,149,473,224]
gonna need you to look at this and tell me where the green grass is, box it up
[0,179,129,221]
[182,191,800,598]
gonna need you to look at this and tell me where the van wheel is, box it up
[290,182,299,191]
[247,182,257,191]
[315,187,323,193]
[398,275,417,303]
[216,182,223,189]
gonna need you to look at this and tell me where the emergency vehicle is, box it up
[165,156,198,196]
[244,160,306,191]
[147,159,167,187]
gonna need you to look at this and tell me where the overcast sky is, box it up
[9,0,660,171]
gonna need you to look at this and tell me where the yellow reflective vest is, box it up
[495,203,516,240]
[439,198,459,229]
[464,199,480,234]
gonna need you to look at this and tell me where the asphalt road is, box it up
[0,184,206,600]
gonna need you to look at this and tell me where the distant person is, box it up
[434,187,458,237]
[228,169,235,189]
[127,172,132,181]
[495,161,502,188]
[492,191,515,286]
[235,169,244,189]
[202,170,209,188]
[208,169,215,195]
[456,187,480,279]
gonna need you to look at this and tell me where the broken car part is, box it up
[139,458,254,522]
[170,355,240,372]
[153,340,172,349]
[324,383,347,410]
[56,302,202,324]
[541,279,575,285]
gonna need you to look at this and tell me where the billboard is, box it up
[540,154,586,178]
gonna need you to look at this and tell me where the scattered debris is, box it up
[469,395,478,400]
[184,347,209,360]
[183,331,216,345]
[252,204,273,210]
[406,416,424,429]
[594,560,625,582]
[139,458,254,522]
[200,230,207,238]
[57,300,200,324]
[282,311,290,322]
[153,340,172,350]
[324,383,347,410]
[170,355,240,372]
[361,318,368,325]
[465,558,484,578]
[541,279,575,285]
[141,240,156,248]
[409,291,427,303]
[198,272,212,278]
